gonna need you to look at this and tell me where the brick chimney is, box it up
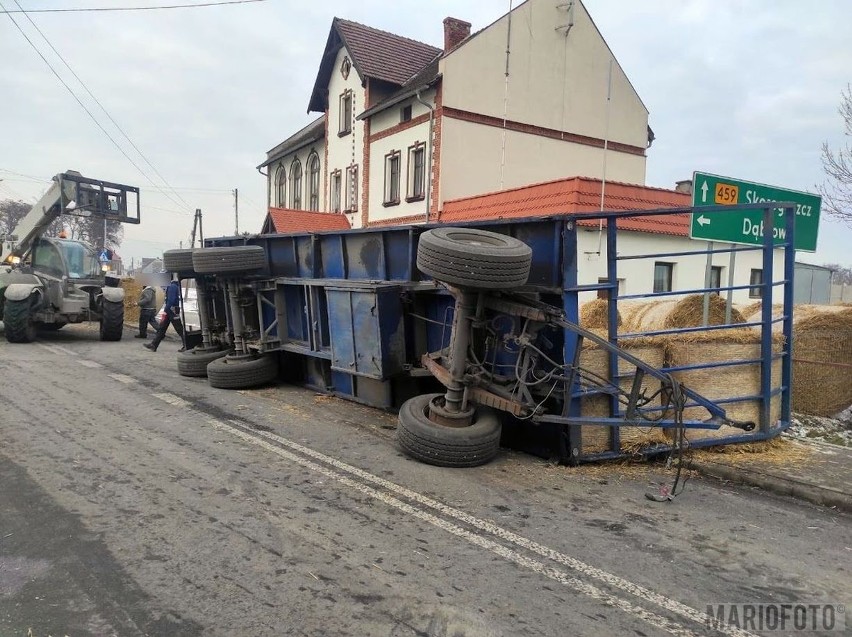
[443,17,471,51]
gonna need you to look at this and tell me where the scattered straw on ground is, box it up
[580,299,622,329]
[692,436,812,465]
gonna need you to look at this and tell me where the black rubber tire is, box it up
[397,393,502,467]
[192,246,266,276]
[163,249,196,277]
[3,298,37,343]
[207,354,278,389]
[417,228,531,289]
[99,299,124,341]
[177,345,228,377]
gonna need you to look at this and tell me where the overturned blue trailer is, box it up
[170,203,796,465]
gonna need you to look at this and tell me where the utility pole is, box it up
[234,188,239,235]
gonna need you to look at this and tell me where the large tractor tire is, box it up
[417,227,532,289]
[207,353,278,389]
[163,249,196,278]
[177,345,228,378]
[192,246,266,276]
[397,393,502,468]
[99,299,124,341]
[3,298,37,343]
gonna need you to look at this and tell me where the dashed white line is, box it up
[152,392,191,408]
[36,343,75,356]
[108,373,137,384]
[79,360,103,369]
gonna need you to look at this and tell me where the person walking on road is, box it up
[144,279,184,352]
[135,285,159,338]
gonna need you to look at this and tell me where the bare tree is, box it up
[0,198,123,248]
[818,84,852,226]
[822,263,852,285]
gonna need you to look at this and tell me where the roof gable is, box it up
[308,18,441,113]
[263,208,351,234]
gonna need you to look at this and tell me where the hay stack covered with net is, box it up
[791,307,852,416]
[623,294,745,331]
[577,333,668,453]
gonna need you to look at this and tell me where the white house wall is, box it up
[369,90,436,136]
[439,118,646,203]
[440,0,649,148]
[327,46,366,227]
[575,230,786,306]
[368,120,431,222]
[267,141,325,211]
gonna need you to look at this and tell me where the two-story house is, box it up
[259,0,651,231]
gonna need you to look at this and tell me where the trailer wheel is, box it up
[417,228,532,289]
[177,345,228,377]
[397,393,502,467]
[99,299,124,341]
[3,298,37,343]
[207,353,278,389]
[163,249,196,278]
[192,246,266,276]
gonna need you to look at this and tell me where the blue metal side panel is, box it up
[320,235,345,279]
[425,294,455,353]
[282,285,308,343]
[345,234,385,280]
[267,236,299,278]
[351,291,382,376]
[331,370,354,397]
[327,290,356,372]
[511,221,563,288]
[386,230,412,281]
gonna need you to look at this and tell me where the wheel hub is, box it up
[427,395,474,428]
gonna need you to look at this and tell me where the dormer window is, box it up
[340,56,351,80]
[339,90,352,136]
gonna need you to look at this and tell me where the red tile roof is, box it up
[440,177,691,236]
[335,19,442,86]
[264,208,351,234]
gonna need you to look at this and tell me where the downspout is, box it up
[415,88,434,224]
[257,166,269,210]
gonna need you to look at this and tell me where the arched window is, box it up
[307,153,320,211]
[275,165,286,207]
[290,159,302,210]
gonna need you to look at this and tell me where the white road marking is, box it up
[79,360,103,369]
[212,418,755,637]
[152,392,191,408]
[36,343,75,356]
[108,373,137,384]
[230,420,754,637]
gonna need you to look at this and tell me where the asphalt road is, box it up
[0,323,849,637]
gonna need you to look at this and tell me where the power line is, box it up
[8,0,194,214]
[1,0,265,13]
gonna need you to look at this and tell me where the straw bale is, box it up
[668,338,783,441]
[739,301,763,320]
[622,300,678,331]
[121,278,143,324]
[663,294,745,329]
[579,299,622,330]
[578,342,669,453]
[791,306,852,415]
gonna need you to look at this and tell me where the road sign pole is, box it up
[725,243,736,324]
[702,241,714,326]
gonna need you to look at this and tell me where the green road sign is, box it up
[690,171,822,252]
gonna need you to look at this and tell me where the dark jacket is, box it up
[165,281,181,313]
[138,286,156,310]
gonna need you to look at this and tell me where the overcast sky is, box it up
[1,0,849,267]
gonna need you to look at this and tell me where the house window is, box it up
[330,170,342,213]
[339,90,352,136]
[345,164,358,212]
[749,269,763,299]
[710,266,723,293]
[290,159,302,210]
[307,153,320,211]
[407,143,426,201]
[384,151,400,206]
[596,277,623,300]
[275,165,286,207]
[653,262,673,293]
[400,104,412,123]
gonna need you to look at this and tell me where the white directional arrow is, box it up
[697,214,710,227]
[700,181,709,203]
